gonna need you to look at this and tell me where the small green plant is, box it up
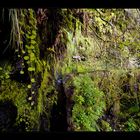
[72,74,106,131]
[124,118,137,131]
[0,63,11,81]
[101,120,112,131]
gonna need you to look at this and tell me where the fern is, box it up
[72,74,106,131]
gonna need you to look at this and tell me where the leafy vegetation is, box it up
[72,74,106,131]
[0,8,140,131]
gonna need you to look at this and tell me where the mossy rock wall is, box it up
[0,8,140,131]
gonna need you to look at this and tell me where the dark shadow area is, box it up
[50,75,68,131]
[0,100,17,132]
[39,113,50,131]
[0,9,30,84]
[0,9,13,61]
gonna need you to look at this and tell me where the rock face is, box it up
[0,100,17,132]
[123,57,140,69]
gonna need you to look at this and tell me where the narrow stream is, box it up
[50,75,68,131]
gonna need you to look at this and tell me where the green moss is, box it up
[0,79,40,131]
[38,67,58,130]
